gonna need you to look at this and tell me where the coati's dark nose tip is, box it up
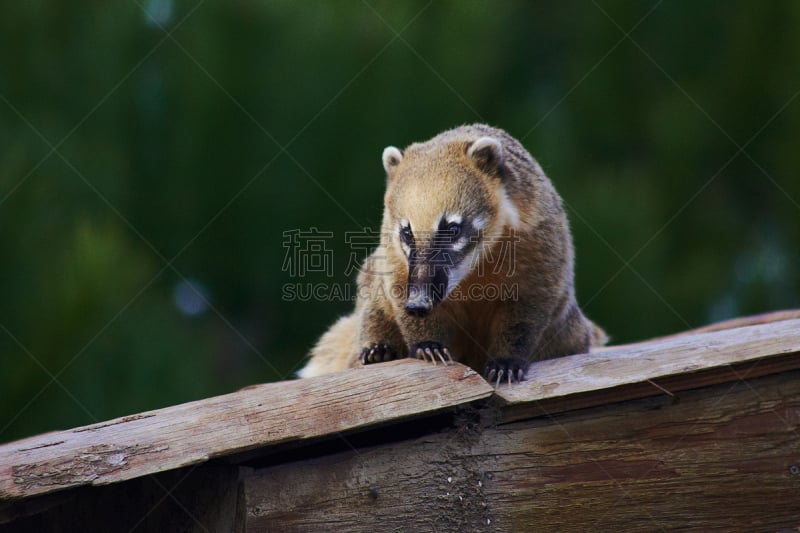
[405,302,431,317]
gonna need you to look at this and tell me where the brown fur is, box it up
[299,124,605,383]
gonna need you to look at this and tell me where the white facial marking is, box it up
[497,187,520,229]
[446,262,470,297]
[452,236,468,252]
[397,219,411,256]
[445,246,480,297]
[472,215,486,231]
[446,213,463,225]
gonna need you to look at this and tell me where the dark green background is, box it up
[2,1,798,442]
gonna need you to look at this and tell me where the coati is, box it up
[298,124,606,385]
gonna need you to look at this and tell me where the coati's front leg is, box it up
[357,304,406,365]
[485,326,537,386]
[354,254,406,366]
[485,304,548,386]
[397,308,454,365]
[484,297,592,385]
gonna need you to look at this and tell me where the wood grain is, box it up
[495,318,800,421]
[0,360,493,501]
[242,370,800,532]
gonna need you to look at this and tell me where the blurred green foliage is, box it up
[1,1,798,442]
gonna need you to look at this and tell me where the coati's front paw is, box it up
[359,343,399,365]
[484,357,529,386]
[410,341,453,365]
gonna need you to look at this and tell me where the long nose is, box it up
[405,249,448,317]
[405,285,433,317]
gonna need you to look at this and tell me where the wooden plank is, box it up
[495,318,800,422]
[242,370,800,532]
[0,360,493,501]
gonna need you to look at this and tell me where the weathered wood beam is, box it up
[0,360,493,501]
[496,318,800,422]
[242,369,800,531]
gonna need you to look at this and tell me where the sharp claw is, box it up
[507,371,512,386]
[434,349,447,365]
[495,369,504,388]
[517,368,524,382]
[486,368,496,383]
[424,347,437,365]
[416,347,424,360]
[443,347,453,362]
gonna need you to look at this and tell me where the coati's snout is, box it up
[404,248,450,317]
[396,215,486,317]
[404,292,432,317]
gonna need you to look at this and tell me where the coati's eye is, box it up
[400,226,413,245]
[446,222,462,238]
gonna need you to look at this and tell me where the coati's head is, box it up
[381,129,525,317]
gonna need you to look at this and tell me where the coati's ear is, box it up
[382,146,403,176]
[467,136,504,176]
